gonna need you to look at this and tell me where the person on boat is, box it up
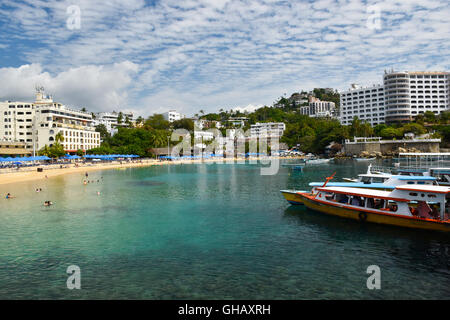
[416,201,433,219]
[367,198,375,209]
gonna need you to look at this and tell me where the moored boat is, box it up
[355,157,376,161]
[280,190,308,205]
[283,184,450,232]
[305,158,332,165]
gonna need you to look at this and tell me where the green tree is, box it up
[145,114,170,130]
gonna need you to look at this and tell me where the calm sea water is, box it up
[0,160,449,299]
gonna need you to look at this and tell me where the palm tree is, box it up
[55,132,64,143]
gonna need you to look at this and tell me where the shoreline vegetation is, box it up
[0,156,304,187]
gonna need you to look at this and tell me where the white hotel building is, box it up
[0,89,100,153]
[339,70,450,125]
[250,122,286,138]
[339,84,385,126]
[162,110,184,123]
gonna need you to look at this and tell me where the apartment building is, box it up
[93,111,134,133]
[250,122,285,138]
[0,89,100,153]
[300,97,336,118]
[339,84,385,126]
[162,110,184,122]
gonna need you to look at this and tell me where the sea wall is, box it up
[343,139,441,156]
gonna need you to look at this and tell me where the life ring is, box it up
[358,212,368,222]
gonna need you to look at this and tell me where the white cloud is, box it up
[0,62,138,112]
[232,104,263,113]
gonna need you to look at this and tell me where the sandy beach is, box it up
[0,156,304,186]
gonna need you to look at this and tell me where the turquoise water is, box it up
[0,160,449,299]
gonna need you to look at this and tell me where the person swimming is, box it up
[6,193,15,199]
[44,201,53,206]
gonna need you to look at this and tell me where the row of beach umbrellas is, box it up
[84,154,139,159]
[0,154,139,163]
[160,154,225,159]
[0,156,51,162]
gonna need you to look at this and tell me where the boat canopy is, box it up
[395,185,450,194]
[316,186,409,202]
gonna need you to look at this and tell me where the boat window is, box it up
[350,196,364,207]
[409,192,418,196]
[407,181,414,184]
[361,177,371,184]
[336,194,349,204]
[366,197,375,208]
[428,194,436,198]
[417,181,425,185]
[373,198,385,209]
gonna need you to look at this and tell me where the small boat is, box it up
[355,157,376,161]
[282,183,450,232]
[342,164,391,182]
[398,167,450,186]
[305,158,332,165]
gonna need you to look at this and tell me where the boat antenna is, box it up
[322,172,336,187]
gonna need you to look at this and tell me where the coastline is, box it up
[0,156,304,186]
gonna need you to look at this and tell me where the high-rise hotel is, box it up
[0,88,100,153]
[339,70,450,125]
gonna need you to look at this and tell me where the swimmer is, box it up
[96,191,101,196]
[36,188,40,192]
[6,193,15,199]
[83,180,87,185]
[44,201,53,206]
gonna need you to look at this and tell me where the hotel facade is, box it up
[0,89,100,153]
[339,70,450,125]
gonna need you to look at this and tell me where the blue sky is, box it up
[0,0,448,117]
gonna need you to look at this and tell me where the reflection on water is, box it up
[0,159,449,299]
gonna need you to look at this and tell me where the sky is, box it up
[0,0,448,117]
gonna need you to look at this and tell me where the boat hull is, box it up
[297,193,450,232]
[280,190,308,205]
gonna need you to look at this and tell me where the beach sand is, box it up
[0,156,303,186]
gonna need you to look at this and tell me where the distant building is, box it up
[162,110,184,123]
[300,96,336,118]
[227,117,248,128]
[250,122,285,138]
[93,111,134,133]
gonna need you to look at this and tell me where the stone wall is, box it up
[343,139,440,156]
